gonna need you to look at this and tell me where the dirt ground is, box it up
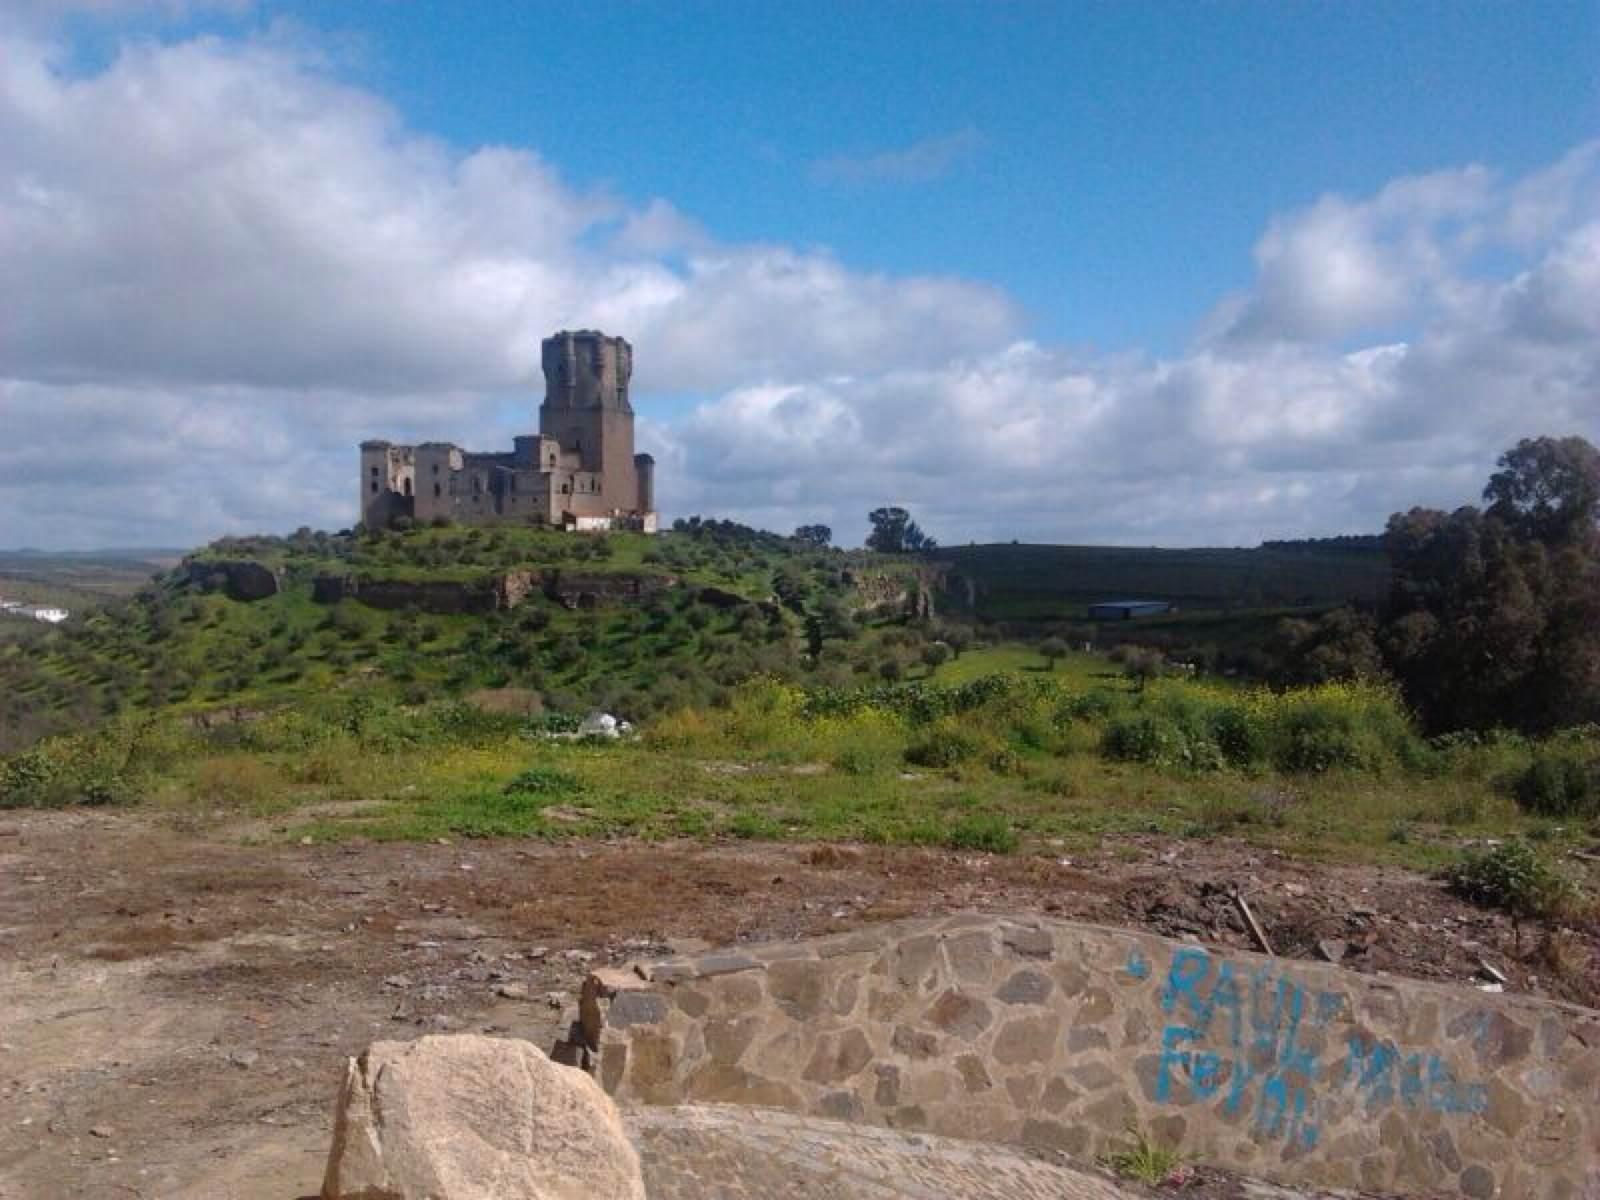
[1,811,1595,1200]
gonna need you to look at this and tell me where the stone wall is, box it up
[576,914,1600,1199]
[312,569,676,613]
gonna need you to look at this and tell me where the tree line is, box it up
[1272,435,1600,734]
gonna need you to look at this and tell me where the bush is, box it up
[193,755,281,809]
[1208,705,1267,769]
[1514,753,1599,818]
[1100,713,1214,769]
[941,813,1017,853]
[905,721,985,769]
[1446,840,1579,920]
[0,748,57,807]
[503,766,582,796]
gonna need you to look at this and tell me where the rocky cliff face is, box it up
[845,564,944,619]
[311,569,677,614]
[184,559,281,602]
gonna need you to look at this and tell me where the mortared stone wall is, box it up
[571,914,1599,1199]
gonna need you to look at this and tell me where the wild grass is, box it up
[3,671,1595,894]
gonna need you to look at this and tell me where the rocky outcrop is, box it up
[321,1034,645,1200]
[184,559,281,602]
[312,575,501,614]
[695,586,748,610]
[314,570,676,614]
[541,571,676,610]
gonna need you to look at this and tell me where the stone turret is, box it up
[539,331,638,504]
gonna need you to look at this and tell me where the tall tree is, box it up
[866,507,937,554]
[1484,436,1600,547]
[1381,435,1600,733]
[792,524,832,548]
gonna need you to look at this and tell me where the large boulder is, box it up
[321,1034,645,1200]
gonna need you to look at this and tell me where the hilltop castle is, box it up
[361,330,657,532]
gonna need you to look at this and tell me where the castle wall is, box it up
[360,442,414,529]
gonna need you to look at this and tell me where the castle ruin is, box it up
[361,330,657,532]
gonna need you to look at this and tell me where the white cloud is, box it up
[811,127,982,186]
[1,28,1597,551]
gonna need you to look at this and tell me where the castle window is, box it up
[370,466,379,478]
[561,483,570,494]
[433,483,441,497]
[403,479,412,497]
[370,481,378,494]
[432,463,439,475]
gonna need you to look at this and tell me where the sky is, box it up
[2,1,1598,550]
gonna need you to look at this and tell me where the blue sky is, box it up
[81,1,1599,352]
[3,2,1599,547]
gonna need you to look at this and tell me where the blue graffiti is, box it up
[1142,946,1487,1146]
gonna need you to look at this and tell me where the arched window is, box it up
[370,481,378,494]
[403,479,412,497]
[433,483,441,498]
[561,483,570,494]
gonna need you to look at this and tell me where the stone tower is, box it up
[540,330,644,511]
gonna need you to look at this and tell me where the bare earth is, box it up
[1,810,1592,1200]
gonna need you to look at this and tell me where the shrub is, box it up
[1101,713,1186,767]
[941,813,1017,853]
[904,721,985,769]
[1445,840,1578,920]
[192,755,281,809]
[503,766,582,796]
[0,748,57,807]
[1514,753,1599,818]
[1208,705,1267,769]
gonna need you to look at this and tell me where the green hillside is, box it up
[0,522,935,752]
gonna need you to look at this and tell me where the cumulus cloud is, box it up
[0,25,1597,551]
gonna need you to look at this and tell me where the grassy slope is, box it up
[0,524,933,749]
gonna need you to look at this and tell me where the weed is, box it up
[1103,1127,1186,1186]
[1445,840,1579,921]
[192,755,283,811]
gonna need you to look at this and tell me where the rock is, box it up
[1316,938,1348,964]
[321,1034,644,1200]
[579,712,620,739]
[495,983,529,1000]
[89,1125,113,1139]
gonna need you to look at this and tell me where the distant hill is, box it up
[934,541,1388,621]
[0,548,181,613]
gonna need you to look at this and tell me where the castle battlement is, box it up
[359,330,657,533]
